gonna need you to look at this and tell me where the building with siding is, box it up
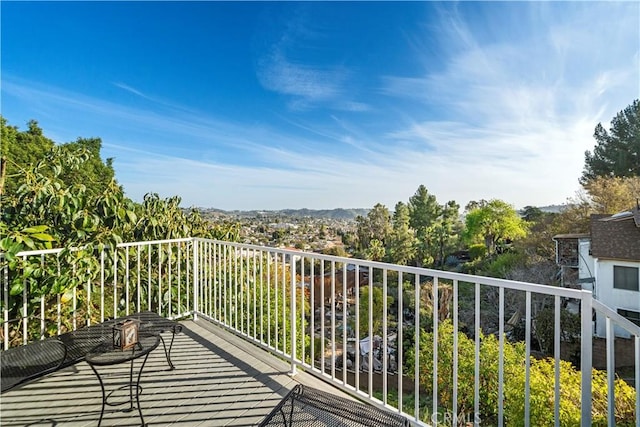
[554,204,640,337]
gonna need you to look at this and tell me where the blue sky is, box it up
[2,1,638,211]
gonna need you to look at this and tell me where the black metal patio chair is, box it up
[259,384,410,427]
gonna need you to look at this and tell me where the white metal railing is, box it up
[2,238,639,427]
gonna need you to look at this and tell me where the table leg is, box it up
[159,334,176,370]
[88,363,107,427]
[135,351,152,426]
[129,358,135,412]
[88,355,151,427]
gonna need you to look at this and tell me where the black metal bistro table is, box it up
[85,334,160,426]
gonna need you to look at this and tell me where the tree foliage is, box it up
[550,175,640,237]
[0,117,239,321]
[58,137,116,198]
[387,202,416,265]
[580,175,640,214]
[350,185,462,268]
[358,285,393,336]
[405,186,463,267]
[432,200,461,267]
[407,320,637,426]
[355,203,391,257]
[408,185,441,266]
[582,99,640,183]
[1,118,55,195]
[464,199,528,256]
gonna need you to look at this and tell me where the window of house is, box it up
[617,309,640,327]
[613,266,639,291]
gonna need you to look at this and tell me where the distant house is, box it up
[553,204,640,337]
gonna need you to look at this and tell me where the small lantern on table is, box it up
[113,319,140,350]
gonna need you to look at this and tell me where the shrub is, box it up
[407,320,637,426]
[483,252,526,278]
[468,244,487,260]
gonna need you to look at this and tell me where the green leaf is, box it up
[31,233,55,242]
[126,210,137,224]
[22,225,49,234]
[0,237,12,251]
[23,265,36,277]
[10,282,23,296]
[22,236,35,249]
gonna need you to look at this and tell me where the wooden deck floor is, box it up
[0,319,350,426]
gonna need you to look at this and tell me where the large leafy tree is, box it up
[59,137,117,198]
[408,185,440,231]
[544,174,640,242]
[580,175,640,214]
[581,99,640,183]
[1,118,239,320]
[464,199,528,256]
[1,118,55,195]
[0,118,116,199]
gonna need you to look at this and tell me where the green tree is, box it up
[550,175,640,239]
[387,202,416,265]
[464,199,528,256]
[1,118,55,195]
[0,118,115,199]
[407,320,637,426]
[582,99,640,183]
[408,185,441,266]
[514,207,558,261]
[520,206,546,223]
[432,200,461,267]
[365,238,386,261]
[580,175,640,214]
[1,123,240,322]
[322,245,348,257]
[358,285,393,336]
[355,203,391,256]
[59,137,116,198]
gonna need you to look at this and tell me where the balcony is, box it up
[2,238,639,426]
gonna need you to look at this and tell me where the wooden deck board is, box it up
[0,319,347,426]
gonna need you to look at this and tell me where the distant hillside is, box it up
[199,207,369,220]
[515,204,567,217]
[279,208,369,219]
[536,204,566,213]
[203,204,568,220]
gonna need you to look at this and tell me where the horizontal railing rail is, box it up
[1,239,195,349]
[2,238,638,427]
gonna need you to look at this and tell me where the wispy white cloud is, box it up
[113,82,147,98]
[378,2,639,208]
[3,77,272,156]
[3,2,637,211]
[337,101,370,112]
[2,76,389,208]
[256,7,368,112]
[258,51,344,105]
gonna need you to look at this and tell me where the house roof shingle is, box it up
[590,206,640,261]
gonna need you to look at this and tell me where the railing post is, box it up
[193,239,199,321]
[3,259,9,350]
[580,290,593,427]
[289,255,297,376]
